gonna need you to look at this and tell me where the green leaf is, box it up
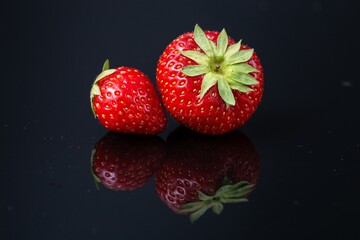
[223,191,248,199]
[221,198,249,204]
[224,189,253,199]
[198,191,212,201]
[222,184,255,199]
[230,82,253,93]
[231,63,258,74]
[214,185,234,197]
[215,181,250,198]
[216,28,228,57]
[194,24,214,57]
[209,40,217,54]
[94,69,116,83]
[236,73,259,85]
[218,77,235,106]
[232,183,255,193]
[226,49,254,65]
[181,50,209,65]
[221,176,232,186]
[90,84,101,96]
[212,202,224,215]
[227,180,250,190]
[224,40,241,59]
[181,65,209,76]
[199,72,218,99]
[227,71,258,85]
[90,68,116,118]
[179,201,204,213]
[189,205,211,223]
[90,84,101,118]
[102,59,110,71]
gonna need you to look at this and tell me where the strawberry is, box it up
[156,24,264,134]
[91,131,165,191]
[90,60,167,134]
[155,127,258,222]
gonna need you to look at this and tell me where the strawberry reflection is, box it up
[91,132,165,191]
[155,127,260,222]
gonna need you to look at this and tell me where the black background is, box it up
[1,0,359,239]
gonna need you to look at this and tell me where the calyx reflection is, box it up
[156,127,260,222]
[91,132,165,191]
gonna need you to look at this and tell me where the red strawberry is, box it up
[91,131,165,191]
[90,60,167,134]
[156,24,264,134]
[155,127,258,222]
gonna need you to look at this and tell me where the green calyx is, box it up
[178,180,255,223]
[90,59,116,118]
[181,24,259,106]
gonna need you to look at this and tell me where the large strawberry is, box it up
[156,24,263,134]
[155,127,259,222]
[91,131,165,191]
[90,60,167,134]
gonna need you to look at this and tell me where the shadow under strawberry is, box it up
[91,131,165,191]
[155,126,260,222]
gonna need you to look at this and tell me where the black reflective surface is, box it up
[1,0,359,239]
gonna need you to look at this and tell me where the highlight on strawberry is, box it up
[155,127,260,222]
[90,60,167,135]
[156,24,264,134]
[91,131,165,191]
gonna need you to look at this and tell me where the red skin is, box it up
[92,67,167,134]
[91,132,165,191]
[156,31,264,134]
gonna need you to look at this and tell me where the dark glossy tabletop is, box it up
[1,0,359,239]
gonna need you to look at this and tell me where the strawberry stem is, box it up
[180,24,259,106]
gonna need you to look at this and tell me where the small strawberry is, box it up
[90,60,167,134]
[155,127,258,222]
[91,131,165,191]
[156,24,264,134]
